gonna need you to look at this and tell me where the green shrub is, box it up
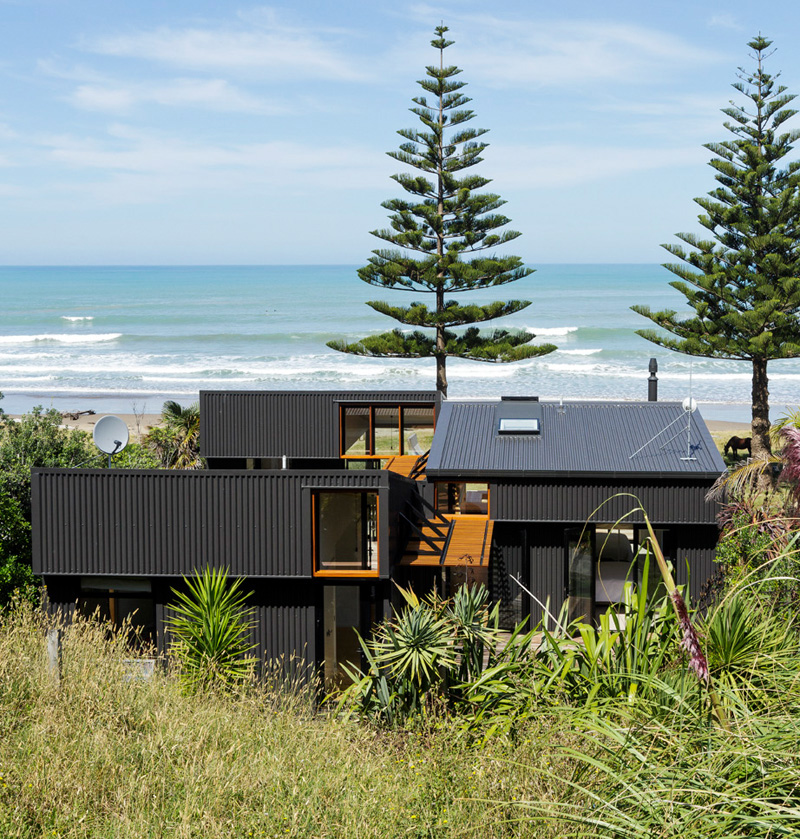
[166,566,256,692]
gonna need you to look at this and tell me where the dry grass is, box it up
[0,604,573,839]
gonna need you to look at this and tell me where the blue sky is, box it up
[1,0,799,264]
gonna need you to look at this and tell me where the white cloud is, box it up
[707,15,744,31]
[85,24,366,81]
[399,10,723,88]
[488,142,706,189]
[37,125,389,203]
[69,78,282,115]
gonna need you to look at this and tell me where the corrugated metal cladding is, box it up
[491,479,719,525]
[33,468,387,578]
[527,524,569,627]
[200,390,439,460]
[672,525,720,603]
[247,581,317,680]
[427,400,725,476]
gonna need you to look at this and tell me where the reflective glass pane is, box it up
[402,406,435,454]
[567,530,593,624]
[323,585,361,688]
[595,527,635,604]
[437,482,488,515]
[316,492,378,573]
[373,407,400,455]
[342,407,370,456]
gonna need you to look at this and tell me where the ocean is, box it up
[1,264,795,422]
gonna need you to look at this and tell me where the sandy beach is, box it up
[16,410,753,440]
[704,419,752,434]
[57,412,163,440]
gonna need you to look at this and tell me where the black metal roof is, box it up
[426,400,726,478]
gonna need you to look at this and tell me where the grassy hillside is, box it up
[2,592,799,838]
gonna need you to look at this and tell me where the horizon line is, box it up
[0,261,664,269]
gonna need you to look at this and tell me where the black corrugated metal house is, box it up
[32,390,725,681]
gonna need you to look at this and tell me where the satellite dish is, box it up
[93,415,129,456]
[682,396,698,413]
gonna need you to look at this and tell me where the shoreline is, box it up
[8,410,164,440]
[7,406,753,441]
[58,412,163,438]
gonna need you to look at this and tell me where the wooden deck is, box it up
[383,454,427,480]
[401,516,494,567]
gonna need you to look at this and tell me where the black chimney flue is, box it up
[648,358,658,402]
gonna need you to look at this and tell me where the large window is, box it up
[340,404,434,459]
[314,491,379,576]
[78,577,156,649]
[566,525,671,626]
[436,482,489,516]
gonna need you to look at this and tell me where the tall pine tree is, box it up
[327,26,555,396]
[633,36,800,457]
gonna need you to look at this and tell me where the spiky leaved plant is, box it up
[167,566,256,692]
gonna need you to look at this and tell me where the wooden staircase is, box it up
[400,498,494,568]
[383,451,429,481]
[444,518,494,567]
[401,515,450,566]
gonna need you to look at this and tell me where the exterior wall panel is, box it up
[491,479,719,525]
[33,469,388,579]
[201,390,439,460]
[249,582,317,680]
[672,524,720,603]
[528,524,568,627]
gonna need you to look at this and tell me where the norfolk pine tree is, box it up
[327,26,555,396]
[633,36,800,457]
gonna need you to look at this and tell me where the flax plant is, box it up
[573,495,731,729]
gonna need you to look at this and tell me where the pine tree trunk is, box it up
[436,312,447,397]
[751,356,771,456]
[435,39,446,400]
[436,349,447,397]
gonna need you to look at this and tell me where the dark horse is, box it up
[724,435,751,456]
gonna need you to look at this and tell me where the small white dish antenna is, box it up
[93,415,129,464]
[682,396,698,413]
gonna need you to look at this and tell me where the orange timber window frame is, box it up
[435,482,491,518]
[311,489,380,578]
[338,403,435,460]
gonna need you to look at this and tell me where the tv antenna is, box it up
[680,361,697,461]
[93,415,129,467]
[629,363,699,461]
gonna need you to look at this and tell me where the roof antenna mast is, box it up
[681,361,697,461]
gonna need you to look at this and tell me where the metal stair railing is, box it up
[399,512,451,554]
[408,450,430,480]
[407,489,450,529]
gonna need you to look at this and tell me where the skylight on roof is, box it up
[498,417,540,434]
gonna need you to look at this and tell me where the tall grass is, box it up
[508,548,800,838]
[2,558,798,836]
[0,602,574,838]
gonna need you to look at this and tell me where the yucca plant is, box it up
[166,566,256,692]
[445,583,501,684]
[702,593,797,715]
[338,583,513,725]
